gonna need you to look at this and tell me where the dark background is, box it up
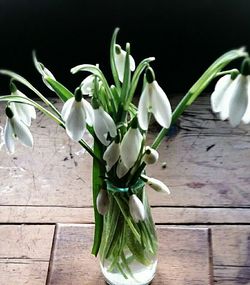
[0,0,249,96]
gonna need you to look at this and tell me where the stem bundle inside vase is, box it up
[0,27,249,285]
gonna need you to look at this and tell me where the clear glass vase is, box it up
[99,182,158,285]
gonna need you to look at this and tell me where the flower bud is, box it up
[143,146,159,164]
[142,175,170,194]
[96,188,109,215]
[129,194,146,223]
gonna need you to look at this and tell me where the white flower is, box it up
[242,79,250,124]
[10,89,36,127]
[96,188,109,215]
[210,74,234,116]
[4,107,33,154]
[142,175,170,194]
[120,126,143,169]
[80,75,95,96]
[103,141,120,172]
[129,194,146,223]
[93,107,117,146]
[211,74,249,127]
[114,44,135,82]
[33,52,56,91]
[138,80,172,130]
[143,146,159,164]
[61,96,94,141]
[116,158,129,178]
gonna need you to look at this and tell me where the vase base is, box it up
[101,260,157,285]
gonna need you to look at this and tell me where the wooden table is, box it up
[0,96,249,284]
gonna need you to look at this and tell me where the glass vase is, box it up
[99,182,158,285]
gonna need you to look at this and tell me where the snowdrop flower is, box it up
[93,106,117,146]
[103,140,120,172]
[61,93,94,141]
[210,74,234,117]
[210,59,250,127]
[4,107,33,154]
[138,67,172,131]
[142,174,170,194]
[143,146,159,164]
[120,119,143,169]
[116,158,129,179]
[80,74,95,96]
[129,194,146,223]
[96,188,109,215]
[10,85,36,127]
[114,44,135,82]
[33,52,56,91]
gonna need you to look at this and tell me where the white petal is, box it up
[61,97,74,121]
[129,54,135,71]
[228,75,248,127]
[138,85,150,130]
[103,141,120,172]
[94,107,117,146]
[96,188,109,215]
[116,158,129,178]
[12,117,33,147]
[65,101,86,141]
[143,146,159,164]
[4,119,15,153]
[210,75,233,113]
[241,76,250,124]
[151,81,172,129]
[120,128,143,169]
[114,51,125,82]
[82,99,94,126]
[129,194,146,223]
[147,177,170,194]
[80,75,95,95]
[42,67,56,91]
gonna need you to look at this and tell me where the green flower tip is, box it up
[241,58,250,76]
[146,67,155,83]
[91,97,100,109]
[74,90,82,102]
[115,44,122,55]
[230,70,239,80]
[10,82,17,93]
[130,116,138,129]
[5,106,14,119]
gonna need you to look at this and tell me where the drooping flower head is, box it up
[129,194,146,223]
[120,117,143,170]
[114,44,135,82]
[210,58,250,127]
[92,99,117,146]
[61,92,94,141]
[138,67,172,131]
[9,83,36,127]
[4,106,34,154]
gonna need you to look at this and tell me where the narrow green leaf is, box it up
[121,43,131,104]
[110,28,121,90]
[45,77,74,102]
[91,139,104,256]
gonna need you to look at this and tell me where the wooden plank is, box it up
[1,205,250,224]
[0,225,54,259]
[0,96,250,208]
[0,260,49,285]
[47,224,213,285]
[212,225,250,284]
[0,225,54,285]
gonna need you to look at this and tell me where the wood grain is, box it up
[47,224,213,285]
[0,225,54,285]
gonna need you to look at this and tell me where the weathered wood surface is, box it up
[47,224,213,285]
[0,97,249,211]
[0,225,54,285]
[0,96,249,284]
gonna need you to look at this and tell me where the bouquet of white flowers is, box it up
[0,28,249,285]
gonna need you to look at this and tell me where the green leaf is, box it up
[0,70,60,116]
[91,139,104,256]
[45,77,74,102]
[121,43,131,104]
[110,28,121,90]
